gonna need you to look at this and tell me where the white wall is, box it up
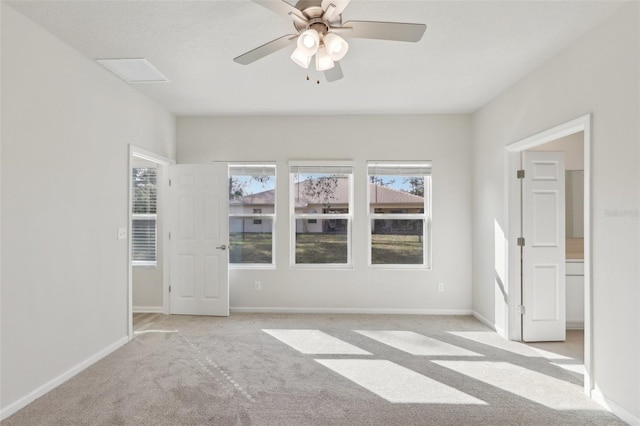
[471,3,639,420]
[530,132,584,171]
[177,114,472,313]
[0,3,175,417]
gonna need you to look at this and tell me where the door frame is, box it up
[504,114,592,396]
[128,145,174,341]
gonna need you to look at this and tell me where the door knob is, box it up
[216,244,227,251]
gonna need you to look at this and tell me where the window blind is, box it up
[367,162,432,176]
[289,163,353,176]
[229,164,276,177]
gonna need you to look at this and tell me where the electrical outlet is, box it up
[437,282,444,292]
[254,281,261,291]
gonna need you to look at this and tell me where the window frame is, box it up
[228,163,277,269]
[367,161,432,269]
[289,161,354,269]
[132,166,158,268]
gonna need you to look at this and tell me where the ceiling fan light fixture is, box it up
[315,46,335,71]
[297,29,320,56]
[323,33,349,61]
[290,47,312,69]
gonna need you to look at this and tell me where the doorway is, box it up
[504,114,592,396]
[128,145,174,340]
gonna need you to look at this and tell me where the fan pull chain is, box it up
[305,75,321,85]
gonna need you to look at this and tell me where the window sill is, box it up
[133,262,157,268]
[229,264,276,270]
[290,264,354,271]
[368,264,431,271]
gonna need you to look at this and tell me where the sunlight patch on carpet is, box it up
[356,330,483,357]
[263,329,372,355]
[316,359,487,405]
[433,361,594,410]
[447,331,541,357]
[527,346,574,361]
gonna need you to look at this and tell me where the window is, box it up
[228,164,276,266]
[367,162,432,268]
[253,209,263,225]
[132,167,157,266]
[290,162,353,266]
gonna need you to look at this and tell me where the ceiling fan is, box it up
[233,0,427,82]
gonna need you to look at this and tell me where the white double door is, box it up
[169,164,229,316]
[521,151,566,342]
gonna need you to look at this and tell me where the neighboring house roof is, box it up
[230,178,424,207]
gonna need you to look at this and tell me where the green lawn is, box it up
[230,232,423,265]
[229,233,273,264]
[295,233,348,264]
[371,234,423,264]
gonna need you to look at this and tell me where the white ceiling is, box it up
[7,0,626,116]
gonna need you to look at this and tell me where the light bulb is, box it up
[315,46,335,71]
[303,34,316,48]
[297,29,319,56]
[290,47,311,69]
[323,33,349,61]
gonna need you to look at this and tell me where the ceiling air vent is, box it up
[96,58,169,83]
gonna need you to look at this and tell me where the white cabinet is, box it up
[566,260,584,329]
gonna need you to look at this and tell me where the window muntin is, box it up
[132,167,157,267]
[290,163,353,267]
[228,164,276,266]
[367,162,432,268]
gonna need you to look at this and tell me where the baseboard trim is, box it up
[591,385,640,425]
[230,307,473,315]
[0,336,129,421]
[132,305,164,313]
[472,310,496,331]
[566,321,585,330]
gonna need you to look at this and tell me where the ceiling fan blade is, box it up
[253,0,307,22]
[324,61,343,82]
[342,21,426,42]
[321,0,351,15]
[233,34,298,65]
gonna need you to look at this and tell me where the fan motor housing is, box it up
[293,5,342,34]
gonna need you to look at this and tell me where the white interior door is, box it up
[522,151,566,342]
[169,164,229,316]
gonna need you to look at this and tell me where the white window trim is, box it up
[367,165,432,269]
[289,161,354,269]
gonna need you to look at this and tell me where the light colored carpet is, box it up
[4,314,624,425]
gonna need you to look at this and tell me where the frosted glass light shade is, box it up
[315,46,335,71]
[297,29,320,56]
[323,33,349,61]
[290,47,312,69]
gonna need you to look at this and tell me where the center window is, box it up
[228,164,276,267]
[289,162,353,266]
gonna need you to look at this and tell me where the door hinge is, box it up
[168,179,172,187]
[517,169,525,179]
[517,237,525,247]
[517,305,526,315]
[168,232,171,240]
[169,285,172,293]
